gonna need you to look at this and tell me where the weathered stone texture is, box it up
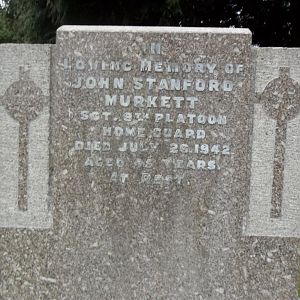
[0,29,299,300]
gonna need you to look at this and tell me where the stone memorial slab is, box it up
[0,27,299,300]
[0,44,55,299]
[239,47,300,299]
[0,44,52,229]
[245,47,300,238]
[52,26,252,299]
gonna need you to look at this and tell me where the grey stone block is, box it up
[0,28,299,300]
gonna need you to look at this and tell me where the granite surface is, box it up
[0,28,299,300]
[0,44,52,229]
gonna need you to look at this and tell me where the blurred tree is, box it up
[176,0,300,46]
[1,0,57,43]
[0,0,299,46]
[0,9,13,42]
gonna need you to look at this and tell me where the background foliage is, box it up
[0,0,299,46]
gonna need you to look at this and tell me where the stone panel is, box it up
[51,26,252,299]
[0,44,52,229]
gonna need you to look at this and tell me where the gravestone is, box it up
[245,47,300,237]
[0,27,299,299]
[0,44,52,228]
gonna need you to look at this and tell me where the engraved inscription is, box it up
[62,42,246,187]
[150,42,161,55]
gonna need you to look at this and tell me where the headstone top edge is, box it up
[253,46,300,50]
[57,25,252,35]
[0,43,52,48]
